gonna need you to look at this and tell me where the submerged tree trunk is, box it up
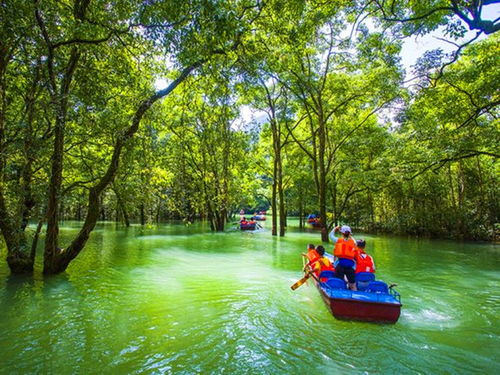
[140,204,145,226]
[277,151,286,237]
[0,42,40,273]
[271,156,278,236]
[317,114,329,242]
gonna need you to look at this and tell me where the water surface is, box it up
[1,220,499,374]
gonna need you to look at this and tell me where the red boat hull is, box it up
[318,287,401,323]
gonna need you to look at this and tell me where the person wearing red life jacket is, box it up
[309,246,333,279]
[354,239,376,274]
[329,225,357,290]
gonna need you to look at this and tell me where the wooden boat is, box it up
[303,254,401,323]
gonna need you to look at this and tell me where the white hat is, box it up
[340,225,352,234]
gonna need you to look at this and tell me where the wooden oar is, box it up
[291,271,311,290]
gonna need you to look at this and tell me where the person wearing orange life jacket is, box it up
[354,239,376,274]
[329,225,357,290]
[310,246,334,280]
[303,244,320,271]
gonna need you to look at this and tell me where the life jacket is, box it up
[313,256,334,278]
[306,249,320,265]
[333,237,357,260]
[355,251,375,273]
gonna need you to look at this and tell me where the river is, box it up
[0,220,499,374]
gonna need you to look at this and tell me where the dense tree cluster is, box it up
[0,0,498,274]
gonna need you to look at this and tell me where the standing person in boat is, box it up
[355,239,376,274]
[329,225,357,290]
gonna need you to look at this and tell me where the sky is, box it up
[400,4,499,74]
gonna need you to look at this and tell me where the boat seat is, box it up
[356,272,375,291]
[318,270,336,281]
[325,277,347,290]
[365,281,389,294]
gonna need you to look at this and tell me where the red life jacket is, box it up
[333,237,356,260]
[355,251,375,273]
[313,256,334,279]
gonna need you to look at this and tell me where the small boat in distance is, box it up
[301,253,402,323]
[240,222,257,231]
[253,210,266,221]
[306,214,321,228]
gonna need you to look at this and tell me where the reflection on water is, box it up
[0,220,499,374]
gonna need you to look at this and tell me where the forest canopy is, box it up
[0,0,498,274]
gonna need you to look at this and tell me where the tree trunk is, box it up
[0,40,36,273]
[271,156,278,236]
[277,151,286,237]
[298,193,304,229]
[318,116,328,242]
[43,46,80,274]
[140,203,145,226]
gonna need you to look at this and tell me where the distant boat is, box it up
[307,217,321,227]
[302,253,402,323]
[240,222,257,230]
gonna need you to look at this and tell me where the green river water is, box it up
[0,220,499,374]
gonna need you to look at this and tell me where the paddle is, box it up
[290,271,312,290]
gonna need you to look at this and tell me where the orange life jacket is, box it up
[355,251,375,273]
[333,237,357,260]
[306,249,320,265]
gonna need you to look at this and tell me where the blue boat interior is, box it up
[366,281,389,294]
[318,270,336,281]
[325,278,346,289]
[356,272,375,291]
[319,273,401,304]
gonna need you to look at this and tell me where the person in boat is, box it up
[249,217,257,225]
[311,245,334,279]
[355,239,376,274]
[240,217,248,225]
[303,244,320,271]
[330,225,357,291]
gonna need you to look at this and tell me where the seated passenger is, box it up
[355,239,376,274]
[311,246,334,279]
[303,244,319,271]
[240,217,248,225]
